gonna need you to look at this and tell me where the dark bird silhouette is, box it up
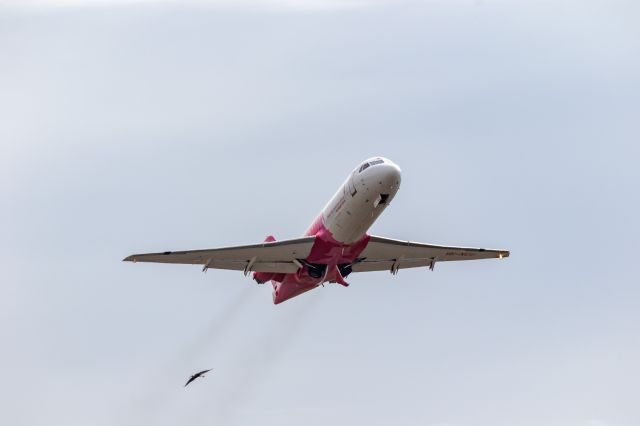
[184,369,212,387]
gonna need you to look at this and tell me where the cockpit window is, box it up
[358,159,384,173]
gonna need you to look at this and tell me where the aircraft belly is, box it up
[271,274,319,304]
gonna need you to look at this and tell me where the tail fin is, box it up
[264,235,276,243]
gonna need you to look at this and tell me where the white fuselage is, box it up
[318,157,402,244]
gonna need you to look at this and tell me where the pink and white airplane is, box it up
[124,157,509,304]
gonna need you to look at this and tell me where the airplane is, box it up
[124,157,509,304]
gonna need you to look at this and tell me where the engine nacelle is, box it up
[338,263,353,278]
[306,263,327,279]
[293,262,327,286]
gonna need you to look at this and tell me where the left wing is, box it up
[123,237,315,274]
[353,235,509,273]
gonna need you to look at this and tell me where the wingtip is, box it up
[123,255,135,262]
[499,250,510,259]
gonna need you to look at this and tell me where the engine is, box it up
[303,262,327,279]
[338,263,353,278]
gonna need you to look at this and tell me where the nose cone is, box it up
[384,162,402,189]
[357,157,402,189]
[376,159,402,191]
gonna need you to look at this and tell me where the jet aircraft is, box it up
[124,157,509,304]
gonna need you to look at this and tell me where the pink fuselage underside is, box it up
[269,215,370,304]
[271,215,369,304]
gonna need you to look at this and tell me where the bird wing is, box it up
[184,369,212,387]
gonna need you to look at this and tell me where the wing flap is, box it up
[352,258,432,273]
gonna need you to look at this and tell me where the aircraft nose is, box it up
[383,162,402,189]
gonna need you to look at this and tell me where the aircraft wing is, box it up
[123,237,315,274]
[352,235,509,273]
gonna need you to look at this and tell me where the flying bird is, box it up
[184,369,212,387]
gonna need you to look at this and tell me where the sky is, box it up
[1,1,639,425]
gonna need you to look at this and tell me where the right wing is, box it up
[123,237,315,274]
[353,235,509,273]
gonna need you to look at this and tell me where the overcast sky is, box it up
[1,1,639,425]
